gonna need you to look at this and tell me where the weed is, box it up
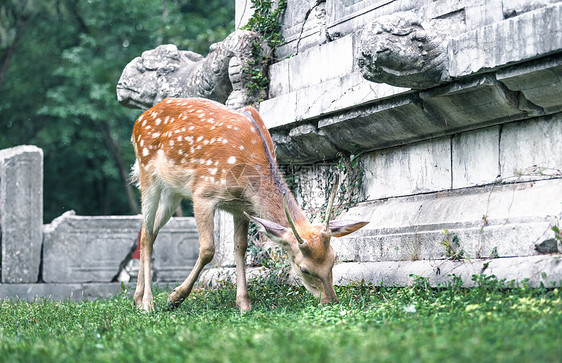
[440,229,466,260]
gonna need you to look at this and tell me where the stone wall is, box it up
[229,0,562,286]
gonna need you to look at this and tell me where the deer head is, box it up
[245,175,368,304]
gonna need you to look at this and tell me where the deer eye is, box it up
[299,266,310,275]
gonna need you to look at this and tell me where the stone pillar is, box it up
[0,145,43,283]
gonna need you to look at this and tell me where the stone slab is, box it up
[333,255,562,288]
[43,212,199,283]
[331,179,562,262]
[452,126,500,188]
[420,75,526,130]
[261,72,408,130]
[326,0,418,40]
[361,137,452,200]
[499,113,562,180]
[497,55,562,114]
[448,3,562,78]
[0,145,43,283]
[152,217,199,281]
[285,35,354,92]
[0,283,136,302]
[317,95,441,154]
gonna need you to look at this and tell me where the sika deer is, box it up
[131,98,368,312]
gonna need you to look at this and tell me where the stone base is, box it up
[2,255,559,302]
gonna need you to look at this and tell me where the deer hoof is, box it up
[166,298,183,311]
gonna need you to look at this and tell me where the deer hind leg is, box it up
[167,197,216,310]
[233,213,251,311]
[134,184,181,312]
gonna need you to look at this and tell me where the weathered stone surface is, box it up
[420,76,527,129]
[261,71,408,131]
[276,0,330,58]
[333,255,562,288]
[317,95,440,154]
[272,125,339,163]
[0,145,43,283]
[500,114,562,180]
[43,212,142,283]
[331,179,562,262]
[358,11,449,89]
[43,212,199,283]
[361,137,451,200]
[152,217,199,281]
[326,0,419,41]
[0,283,136,302]
[452,127,500,188]
[117,30,266,110]
[287,35,354,92]
[214,210,235,267]
[448,3,562,77]
[497,56,562,114]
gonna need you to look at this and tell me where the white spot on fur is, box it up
[227,156,236,164]
[142,148,149,156]
[155,118,162,125]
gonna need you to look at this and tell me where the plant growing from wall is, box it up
[242,0,288,101]
[441,229,466,261]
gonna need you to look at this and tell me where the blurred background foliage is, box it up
[0,0,234,222]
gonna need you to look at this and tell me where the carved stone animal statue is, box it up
[130,97,368,312]
[117,30,267,111]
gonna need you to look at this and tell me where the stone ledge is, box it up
[197,255,562,290]
[2,255,559,302]
[0,283,136,302]
[333,255,562,288]
[334,179,562,262]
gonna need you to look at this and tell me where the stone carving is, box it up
[358,11,449,89]
[117,30,268,110]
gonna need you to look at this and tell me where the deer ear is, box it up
[328,220,369,237]
[244,213,288,241]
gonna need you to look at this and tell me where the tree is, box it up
[0,0,234,222]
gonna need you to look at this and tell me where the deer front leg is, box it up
[167,199,216,310]
[134,223,156,312]
[233,213,251,311]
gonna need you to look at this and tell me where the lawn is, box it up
[1,275,560,362]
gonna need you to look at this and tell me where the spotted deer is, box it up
[131,97,368,312]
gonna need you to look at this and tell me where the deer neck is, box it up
[253,170,307,231]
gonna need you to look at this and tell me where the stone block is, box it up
[333,255,562,288]
[277,0,327,58]
[500,114,562,179]
[262,71,408,131]
[214,210,235,267]
[497,56,562,114]
[452,126,500,188]
[421,76,525,129]
[43,213,200,283]
[152,217,199,281]
[43,212,142,283]
[448,4,562,77]
[326,0,418,39]
[331,179,562,263]
[361,137,452,200]
[0,145,43,283]
[286,35,354,92]
[464,2,503,30]
[318,95,443,153]
[268,60,290,98]
[272,125,340,163]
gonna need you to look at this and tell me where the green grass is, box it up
[1,275,561,362]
